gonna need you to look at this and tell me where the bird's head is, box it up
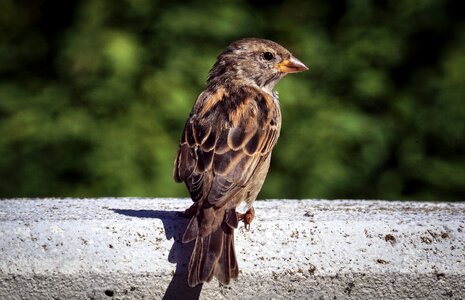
[207,38,308,93]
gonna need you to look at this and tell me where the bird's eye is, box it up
[263,52,274,61]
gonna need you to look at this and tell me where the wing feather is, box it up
[173,86,280,206]
[185,121,196,146]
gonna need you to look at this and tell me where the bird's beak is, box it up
[277,56,308,73]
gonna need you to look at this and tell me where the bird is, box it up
[173,37,308,287]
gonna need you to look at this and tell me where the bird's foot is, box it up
[236,207,255,230]
[176,204,197,218]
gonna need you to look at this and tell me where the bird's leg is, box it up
[236,207,255,230]
[176,203,197,218]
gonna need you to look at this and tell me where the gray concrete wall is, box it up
[0,198,464,299]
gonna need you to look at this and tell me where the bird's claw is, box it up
[236,207,255,231]
[244,222,251,231]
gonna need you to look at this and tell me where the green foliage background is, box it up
[1,0,464,200]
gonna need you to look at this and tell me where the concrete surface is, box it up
[0,198,464,300]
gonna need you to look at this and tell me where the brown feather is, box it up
[187,208,238,287]
[186,173,206,203]
[198,88,227,117]
[193,123,211,145]
[185,121,196,147]
[201,128,217,152]
[244,128,265,155]
[182,215,199,243]
[213,150,245,176]
[173,144,195,182]
[195,149,214,173]
[228,126,256,151]
[214,129,230,155]
[207,176,238,207]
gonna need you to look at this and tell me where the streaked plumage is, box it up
[173,38,307,287]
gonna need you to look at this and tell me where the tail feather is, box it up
[186,209,239,287]
[213,222,239,284]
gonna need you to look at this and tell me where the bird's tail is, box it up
[182,208,239,287]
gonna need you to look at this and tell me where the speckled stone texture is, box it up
[0,198,464,299]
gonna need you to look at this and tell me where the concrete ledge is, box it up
[0,198,464,299]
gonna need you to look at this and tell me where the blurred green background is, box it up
[1,0,464,200]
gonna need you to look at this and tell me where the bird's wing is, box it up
[173,86,280,207]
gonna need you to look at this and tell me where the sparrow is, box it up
[173,38,308,287]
